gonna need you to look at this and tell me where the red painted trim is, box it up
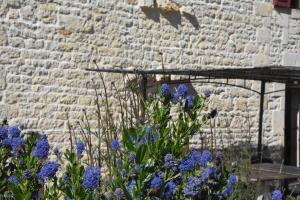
[273,0,292,8]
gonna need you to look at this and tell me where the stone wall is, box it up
[0,0,300,158]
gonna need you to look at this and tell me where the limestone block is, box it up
[157,0,181,11]
[291,9,300,19]
[37,3,57,24]
[282,52,300,67]
[138,0,153,8]
[253,54,270,66]
[256,28,271,43]
[254,2,273,17]
[0,66,6,90]
[272,111,284,138]
[58,15,94,34]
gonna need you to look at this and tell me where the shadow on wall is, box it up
[141,1,199,29]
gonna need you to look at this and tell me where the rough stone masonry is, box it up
[0,0,300,159]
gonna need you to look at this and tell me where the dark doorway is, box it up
[285,85,300,166]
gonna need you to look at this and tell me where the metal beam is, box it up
[257,81,266,159]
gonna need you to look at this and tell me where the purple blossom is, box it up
[11,137,25,157]
[76,140,85,158]
[33,135,49,160]
[115,188,125,200]
[127,180,137,198]
[111,140,121,151]
[37,162,60,182]
[8,175,19,186]
[272,190,282,200]
[63,174,70,184]
[184,176,200,198]
[129,152,135,164]
[0,127,8,140]
[8,126,20,138]
[164,181,176,199]
[176,84,188,99]
[199,168,212,183]
[185,96,195,111]
[216,151,223,161]
[200,150,212,167]
[53,147,61,157]
[160,84,170,97]
[150,176,162,190]
[164,154,174,169]
[116,158,121,168]
[23,169,31,180]
[82,166,101,190]
[228,174,237,185]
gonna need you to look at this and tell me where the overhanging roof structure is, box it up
[86,65,300,83]
[86,64,300,161]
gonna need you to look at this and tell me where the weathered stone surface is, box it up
[138,0,153,8]
[0,0,297,155]
[256,28,271,43]
[282,52,300,67]
[254,2,273,17]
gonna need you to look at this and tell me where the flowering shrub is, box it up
[0,126,59,199]
[0,84,238,199]
[103,84,238,199]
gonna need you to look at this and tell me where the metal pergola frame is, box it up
[86,63,300,159]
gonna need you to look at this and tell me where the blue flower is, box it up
[115,188,125,200]
[150,176,162,190]
[11,137,25,157]
[216,151,223,161]
[8,176,19,186]
[2,138,11,147]
[228,174,237,185]
[171,93,180,104]
[8,126,20,138]
[127,180,137,198]
[164,154,174,169]
[160,84,170,97]
[176,84,188,99]
[184,176,200,198]
[221,185,234,198]
[164,181,176,199]
[53,147,61,157]
[129,152,135,164]
[121,169,127,179]
[37,162,60,182]
[116,158,121,168]
[178,157,195,173]
[112,140,121,151]
[33,135,49,160]
[82,166,101,190]
[185,96,195,111]
[272,190,282,200]
[199,168,212,183]
[0,128,8,140]
[200,150,212,167]
[23,169,31,180]
[63,174,70,184]
[76,140,85,158]
[178,150,201,172]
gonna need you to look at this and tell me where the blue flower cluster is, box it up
[33,135,49,160]
[221,174,237,198]
[272,190,282,200]
[23,169,31,180]
[160,83,170,97]
[37,162,60,182]
[150,175,162,190]
[8,175,19,186]
[164,181,176,199]
[0,127,8,140]
[115,188,125,200]
[184,176,200,198]
[179,150,203,172]
[8,127,20,138]
[82,166,101,190]
[76,139,85,158]
[10,137,25,157]
[200,150,212,167]
[111,140,121,151]
[164,153,174,169]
